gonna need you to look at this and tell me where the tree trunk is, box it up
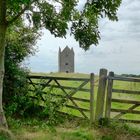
[0,25,8,128]
[0,0,8,128]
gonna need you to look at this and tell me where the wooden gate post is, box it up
[105,72,114,118]
[90,73,94,124]
[95,68,107,121]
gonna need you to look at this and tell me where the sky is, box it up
[26,0,140,75]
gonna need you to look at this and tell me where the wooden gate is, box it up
[105,72,140,123]
[27,73,95,123]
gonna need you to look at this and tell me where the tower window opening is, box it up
[65,62,68,65]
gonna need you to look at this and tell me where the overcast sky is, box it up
[26,0,140,75]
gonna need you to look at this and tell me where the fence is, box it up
[27,69,140,124]
[27,73,95,124]
[105,72,140,123]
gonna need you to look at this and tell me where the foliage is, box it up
[98,118,110,127]
[6,117,140,140]
[121,74,140,78]
[5,0,122,50]
[5,73,67,125]
[61,130,94,140]
[3,21,67,124]
[0,128,14,140]
[3,21,39,117]
[27,82,67,125]
[108,120,140,136]
[3,70,29,117]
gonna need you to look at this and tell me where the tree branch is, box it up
[0,0,7,24]
[55,0,63,5]
[7,6,29,26]
[7,0,36,26]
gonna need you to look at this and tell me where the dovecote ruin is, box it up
[58,46,74,73]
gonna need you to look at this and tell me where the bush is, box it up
[3,22,66,124]
[3,21,39,118]
[3,67,29,116]
[27,83,67,125]
[4,73,67,125]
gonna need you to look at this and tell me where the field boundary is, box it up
[27,73,95,124]
[27,69,140,124]
[105,72,140,123]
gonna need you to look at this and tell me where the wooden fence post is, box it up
[90,73,94,124]
[105,72,114,118]
[95,68,107,121]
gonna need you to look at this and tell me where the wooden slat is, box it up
[69,80,89,97]
[29,89,66,98]
[112,89,140,95]
[40,79,52,90]
[28,82,90,92]
[95,69,108,120]
[27,75,90,81]
[108,76,140,82]
[29,94,45,101]
[105,72,114,118]
[66,105,90,112]
[114,104,139,119]
[56,111,86,119]
[28,90,90,103]
[54,79,88,118]
[111,108,140,114]
[27,76,90,119]
[49,93,64,98]
[28,78,37,89]
[118,119,140,124]
[90,73,94,124]
[112,99,140,105]
[50,93,90,103]
[70,97,90,103]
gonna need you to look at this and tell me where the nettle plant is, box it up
[29,80,67,125]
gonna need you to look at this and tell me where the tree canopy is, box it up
[4,0,122,49]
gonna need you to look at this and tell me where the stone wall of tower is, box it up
[58,46,74,73]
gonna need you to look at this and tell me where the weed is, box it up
[0,128,14,140]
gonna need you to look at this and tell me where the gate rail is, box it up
[27,73,95,124]
[105,72,140,123]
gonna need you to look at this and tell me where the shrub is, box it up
[27,82,67,125]
[3,21,39,118]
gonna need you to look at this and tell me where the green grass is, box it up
[6,117,140,140]
[0,128,14,140]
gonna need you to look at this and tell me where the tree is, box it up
[3,20,39,117]
[0,0,121,127]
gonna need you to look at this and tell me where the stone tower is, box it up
[58,46,74,73]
